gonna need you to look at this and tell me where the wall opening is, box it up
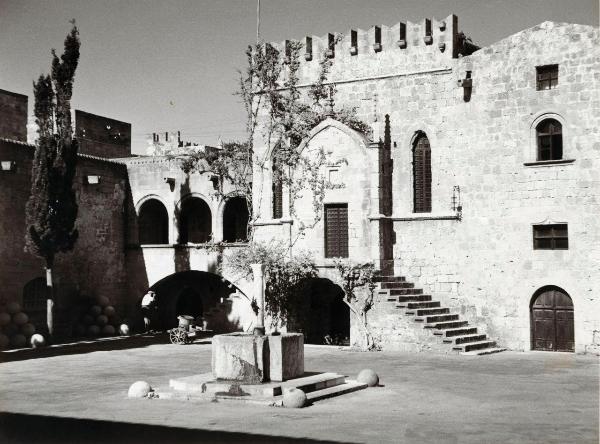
[138,199,169,244]
[179,197,212,243]
[223,196,249,242]
[530,285,574,352]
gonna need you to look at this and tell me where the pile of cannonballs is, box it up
[0,302,43,350]
[73,295,126,338]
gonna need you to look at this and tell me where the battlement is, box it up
[267,15,478,87]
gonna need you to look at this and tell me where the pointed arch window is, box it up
[413,133,432,213]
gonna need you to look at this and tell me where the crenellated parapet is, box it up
[266,15,478,87]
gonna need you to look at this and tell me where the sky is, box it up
[1,0,598,154]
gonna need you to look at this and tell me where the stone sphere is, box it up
[13,312,28,326]
[128,381,153,398]
[10,334,27,348]
[90,305,102,316]
[96,315,108,326]
[102,325,115,336]
[103,305,115,317]
[7,302,21,314]
[0,312,11,326]
[82,314,94,325]
[3,323,18,336]
[97,296,110,307]
[119,324,130,335]
[357,369,379,387]
[21,323,36,337]
[282,388,307,408]
[87,325,100,337]
[30,334,46,348]
[73,323,86,337]
[0,334,9,349]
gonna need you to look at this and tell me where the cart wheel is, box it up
[169,328,187,345]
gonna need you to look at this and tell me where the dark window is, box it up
[536,119,562,161]
[139,199,169,244]
[536,65,558,90]
[413,134,432,213]
[23,277,48,313]
[179,197,212,243]
[223,196,249,242]
[533,224,568,250]
[272,160,283,219]
[324,204,348,258]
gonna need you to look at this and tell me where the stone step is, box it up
[433,326,478,337]
[415,307,449,316]
[419,314,459,324]
[453,340,497,352]
[461,347,507,356]
[380,281,414,289]
[373,276,406,283]
[424,320,469,330]
[304,380,368,402]
[401,300,438,308]
[389,288,423,296]
[443,334,487,344]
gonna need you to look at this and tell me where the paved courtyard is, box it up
[0,336,598,443]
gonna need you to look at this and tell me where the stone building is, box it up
[1,14,598,354]
[251,15,600,354]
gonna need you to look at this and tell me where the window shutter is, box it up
[413,135,432,213]
[272,162,283,219]
[325,204,349,258]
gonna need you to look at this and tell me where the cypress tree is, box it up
[25,22,80,337]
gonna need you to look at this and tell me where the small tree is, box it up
[333,260,378,350]
[25,22,81,337]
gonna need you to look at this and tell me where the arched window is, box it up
[138,199,169,245]
[531,286,574,352]
[179,197,212,243]
[23,277,47,313]
[223,196,249,242]
[536,119,562,161]
[413,133,432,213]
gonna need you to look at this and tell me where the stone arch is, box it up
[177,194,212,243]
[296,117,370,155]
[530,285,574,352]
[138,198,169,245]
[222,195,250,242]
[148,270,246,332]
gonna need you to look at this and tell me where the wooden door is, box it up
[531,287,574,352]
[324,204,348,258]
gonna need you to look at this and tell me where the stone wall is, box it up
[75,110,131,159]
[252,19,600,353]
[0,89,28,142]
[0,139,130,320]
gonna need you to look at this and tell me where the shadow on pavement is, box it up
[0,333,173,363]
[0,412,355,444]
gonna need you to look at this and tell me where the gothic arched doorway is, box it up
[531,286,574,352]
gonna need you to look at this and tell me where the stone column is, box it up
[251,263,266,335]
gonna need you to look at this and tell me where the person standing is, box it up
[141,290,157,333]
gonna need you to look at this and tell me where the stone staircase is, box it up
[375,275,506,355]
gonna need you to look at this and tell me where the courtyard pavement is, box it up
[0,335,598,444]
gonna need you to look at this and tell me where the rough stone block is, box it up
[268,333,304,382]
[212,333,270,383]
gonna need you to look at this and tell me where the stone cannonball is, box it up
[96,315,108,326]
[282,388,307,408]
[357,369,379,387]
[7,302,21,314]
[13,312,29,326]
[90,305,102,316]
[87,325,100,337]
[82,314,94,325]
[103,305,116,317]
[0,312,11,326]
[102,325,115,336]
[97,296,110,308]
[3,323,18,337]
[119,324,130,335]
[127,381,153,398]
[30,334,46,348]
[10,334,27,348]
[21,323,36,337]
[0,334,9,350]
